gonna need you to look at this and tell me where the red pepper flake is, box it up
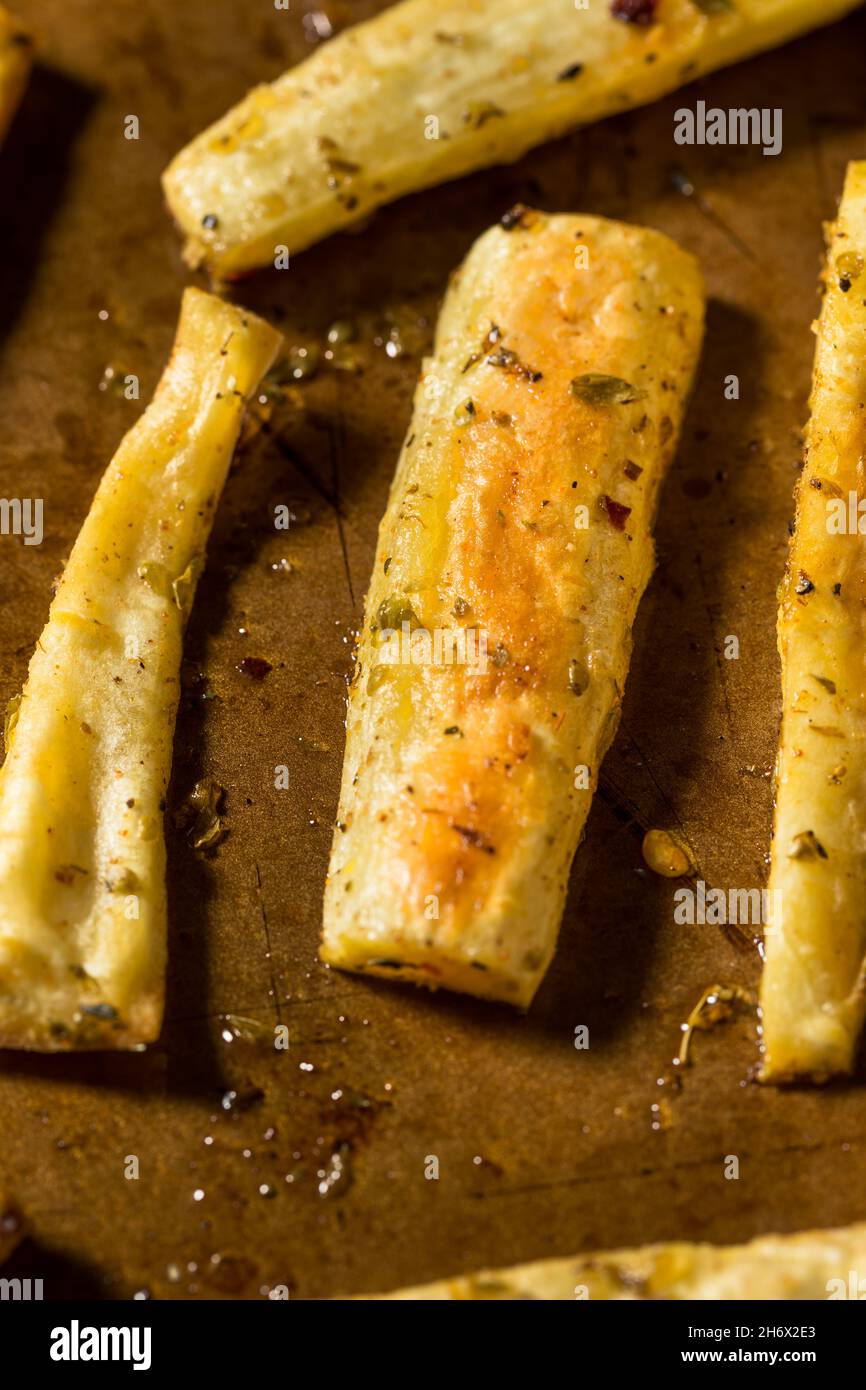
[599,495,632,530]
[237,656,272,681]
[611,0,658,24]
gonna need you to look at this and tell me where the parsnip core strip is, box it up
[760,163,866,1083]
[365,1221,866,1300]
[321,209,704,1007]
[162,0,862,278]
[0,288,281,1050]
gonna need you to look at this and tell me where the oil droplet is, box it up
[678,983,753,1067]
[641,828,695,878]
[650,1098,673,1132]
[327,318,356,345]
[318,1144,351,1197]
[221,1013,272,1043]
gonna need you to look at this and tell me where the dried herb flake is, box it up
[570,374,646,406]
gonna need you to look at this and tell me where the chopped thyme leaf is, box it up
[787,830,828,861]
[81,1002,119,1020]
[810,675,837,694]
[570,374,646,405]
[500,204,534,232]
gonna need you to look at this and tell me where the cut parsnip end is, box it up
[321,209,704,1007]
[759,162,866,1083]
[0,288,282,1051]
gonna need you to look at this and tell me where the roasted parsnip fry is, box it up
[163,0,862,278]
[368,1221,866,1299]
[321,210,704,1006]
[0,7,32,145]
[0,289,281,1051]
[760,163,866,1083]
